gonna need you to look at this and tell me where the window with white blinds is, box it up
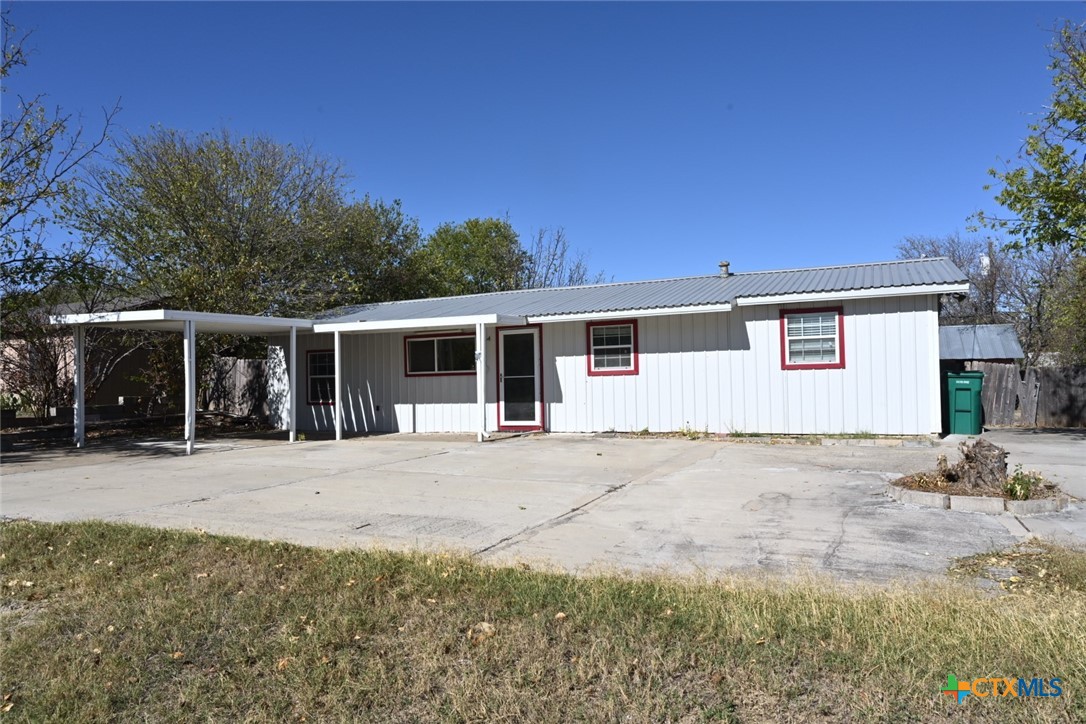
[782,310,843,368]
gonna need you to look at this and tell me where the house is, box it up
[2,296,159,421]
[52,257,969,453]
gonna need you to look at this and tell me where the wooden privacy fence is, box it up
[966,362,1086,428]
[204,356,269,419]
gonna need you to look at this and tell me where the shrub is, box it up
[1004,464,1047,500]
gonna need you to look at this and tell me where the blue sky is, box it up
[5,2,1075,282]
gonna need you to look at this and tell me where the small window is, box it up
[404,335,476,376]
[308,350,335,405]
[780,308,845,370]
[587,320,639,376]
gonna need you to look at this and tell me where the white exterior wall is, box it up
[272,329,500,434]
[543,295,940,435]
[270,293,942,436]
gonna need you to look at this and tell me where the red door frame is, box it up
[495,324,545,432]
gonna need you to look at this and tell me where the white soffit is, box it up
[733,283,970,307]
[49,309,314,334]
[528,303,733,323]
[312,314,527,334]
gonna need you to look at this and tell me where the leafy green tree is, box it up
[72,128,431,410]
[0,11,117,323]
[1049,257,1086,363]
[976,22,1086,252]
[974,21,1086,362]
[320,197,424,307]
[415,220,606,297]
[416,217,528,297]
[73,127,347,317]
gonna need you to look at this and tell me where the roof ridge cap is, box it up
[330,272,727,312]
[734,257,949,277]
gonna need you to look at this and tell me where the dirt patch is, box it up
[2,412,275,448]
[950,541,1086,595]
[0,598,47,633]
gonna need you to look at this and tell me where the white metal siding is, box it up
[542,295,940,435]
[272,295,941,436]
[277,330,499,434]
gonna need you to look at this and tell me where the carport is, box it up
[49,310,313,454]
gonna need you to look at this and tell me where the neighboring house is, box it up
[939,324,1025,368]
[52,257,970,451]
[2,297,157,415]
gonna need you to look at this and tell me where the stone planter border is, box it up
[886,483,1070,515]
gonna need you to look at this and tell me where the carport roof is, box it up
[49,309,313,334]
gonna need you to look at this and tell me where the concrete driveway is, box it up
[2,431,1082,583]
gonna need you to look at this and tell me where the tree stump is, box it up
[938,439,1009,492]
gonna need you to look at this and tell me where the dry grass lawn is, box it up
[1,521,1083,722]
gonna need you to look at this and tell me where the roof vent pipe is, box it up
[718,260,731,277]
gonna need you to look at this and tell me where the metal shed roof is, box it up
[318,257,968,325]
[939,324,1024,360]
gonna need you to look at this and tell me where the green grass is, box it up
[817,431,878,440]
[723,429,765,438]
[2,521,1084,722]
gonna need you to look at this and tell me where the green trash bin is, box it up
[946,371,984,435]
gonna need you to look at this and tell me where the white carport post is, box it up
[475,321,487,442]
[183,319,196,455]
[288,325,297,443]
[333,330,343,441]
[73,325,85,448]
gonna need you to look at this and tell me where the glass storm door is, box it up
[498,328,541,428]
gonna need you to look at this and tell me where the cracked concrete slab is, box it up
[2,431,1083,583]
[481,444,1025,581]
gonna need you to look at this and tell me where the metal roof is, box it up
[320,257,968,324]
[939,324,1024,360]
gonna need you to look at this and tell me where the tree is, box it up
[72,127,436,411]
[416,217,528,297]
[319,197,424,308]
[897,234,1012,324]
[973,20,1086,362]
[1001,244,1074,365]
[0,10,132,420]
[1049,257,1086,363]
[74,127,348,317]
[896,233,1071,365]
[415,220,607,298]
[520,227,607,288]
[976,21,1086,253]
[0,11,118,323]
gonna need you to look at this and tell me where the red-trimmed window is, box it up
[404,333,476,376]
[587,320,639,376]
[307,350,335,405]
[780,307,845,370]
